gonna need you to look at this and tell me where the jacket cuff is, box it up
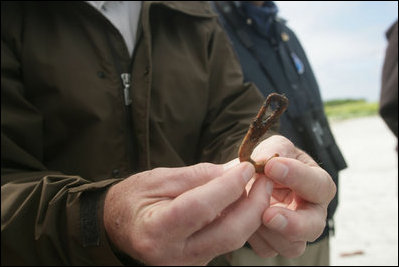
[68,179,125,265]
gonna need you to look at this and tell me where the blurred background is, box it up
[275,1,398,102]
[274,1,398,265]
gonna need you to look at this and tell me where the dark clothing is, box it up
[1,1,269,265]
[213,1,347,243]
[379,20,398,146]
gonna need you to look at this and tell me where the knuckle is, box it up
[191,162,218,178]
[314,169,336,204]
[319,169,336,202]
[308,216,326,242]
[286,219,305,241]
[291,242,307,257]
[329,177,337,201]
[270,134,294,146]
[141,168,163,188]
[266,135,296,156]
[277,135,295,148]
[286,210,327,243]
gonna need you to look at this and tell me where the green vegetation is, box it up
[323,98,379,120]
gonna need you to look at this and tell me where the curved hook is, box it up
[238,93,289,173]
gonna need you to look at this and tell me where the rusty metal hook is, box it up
[238,93,289,173]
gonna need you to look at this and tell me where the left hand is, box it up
[227,135,337,258]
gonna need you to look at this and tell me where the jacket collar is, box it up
[235,1,278,39]
[86,1,106,10]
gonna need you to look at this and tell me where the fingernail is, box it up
[266,180,274,195]
[268,161,288,180]
[266,214,287,231]
[242,163,255,183]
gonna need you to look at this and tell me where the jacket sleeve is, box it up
[1,5,123,265]
[379,20,398,139]
[198,17,278,164]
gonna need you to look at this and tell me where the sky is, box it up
[274,1,398,102]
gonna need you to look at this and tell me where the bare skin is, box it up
[104,162,272,265]
[245,135,336,258]
[103,135,336,264]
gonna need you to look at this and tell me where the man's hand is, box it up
[103,162,273,266]
[245,135,337,258]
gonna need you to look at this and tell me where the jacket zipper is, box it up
[121,73,132,106]
[120,72,136,171]
[103,31,136,172]
[82,2,137,172]
[120,72,135,171]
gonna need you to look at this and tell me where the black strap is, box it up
[80,190,102,247]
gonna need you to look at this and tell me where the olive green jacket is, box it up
[1,1,269,265]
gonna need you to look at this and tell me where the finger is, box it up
[222,157,240,171]
[256,225,307,258]
[265,157,336,204]
[160,162,255,238]
[248,232,278,258]
[251,135,297,161]
[225,159,266,195]
[252,136,321,173]
[184,177,273,257]
[142,162,225,197]
[262,204,327,243]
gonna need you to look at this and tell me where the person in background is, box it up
[379,19,398,151]
[212,1,347,265]
[1,1,337,265]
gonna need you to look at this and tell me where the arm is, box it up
[1,10,122,264]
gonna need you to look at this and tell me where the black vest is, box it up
[213,1,347,242]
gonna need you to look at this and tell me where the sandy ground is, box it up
[328,116,398,266]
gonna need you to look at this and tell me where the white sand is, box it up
[329,116,398,266]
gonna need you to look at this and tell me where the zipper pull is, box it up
[121,73,132,106]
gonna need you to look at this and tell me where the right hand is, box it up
[103,162,273,266]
